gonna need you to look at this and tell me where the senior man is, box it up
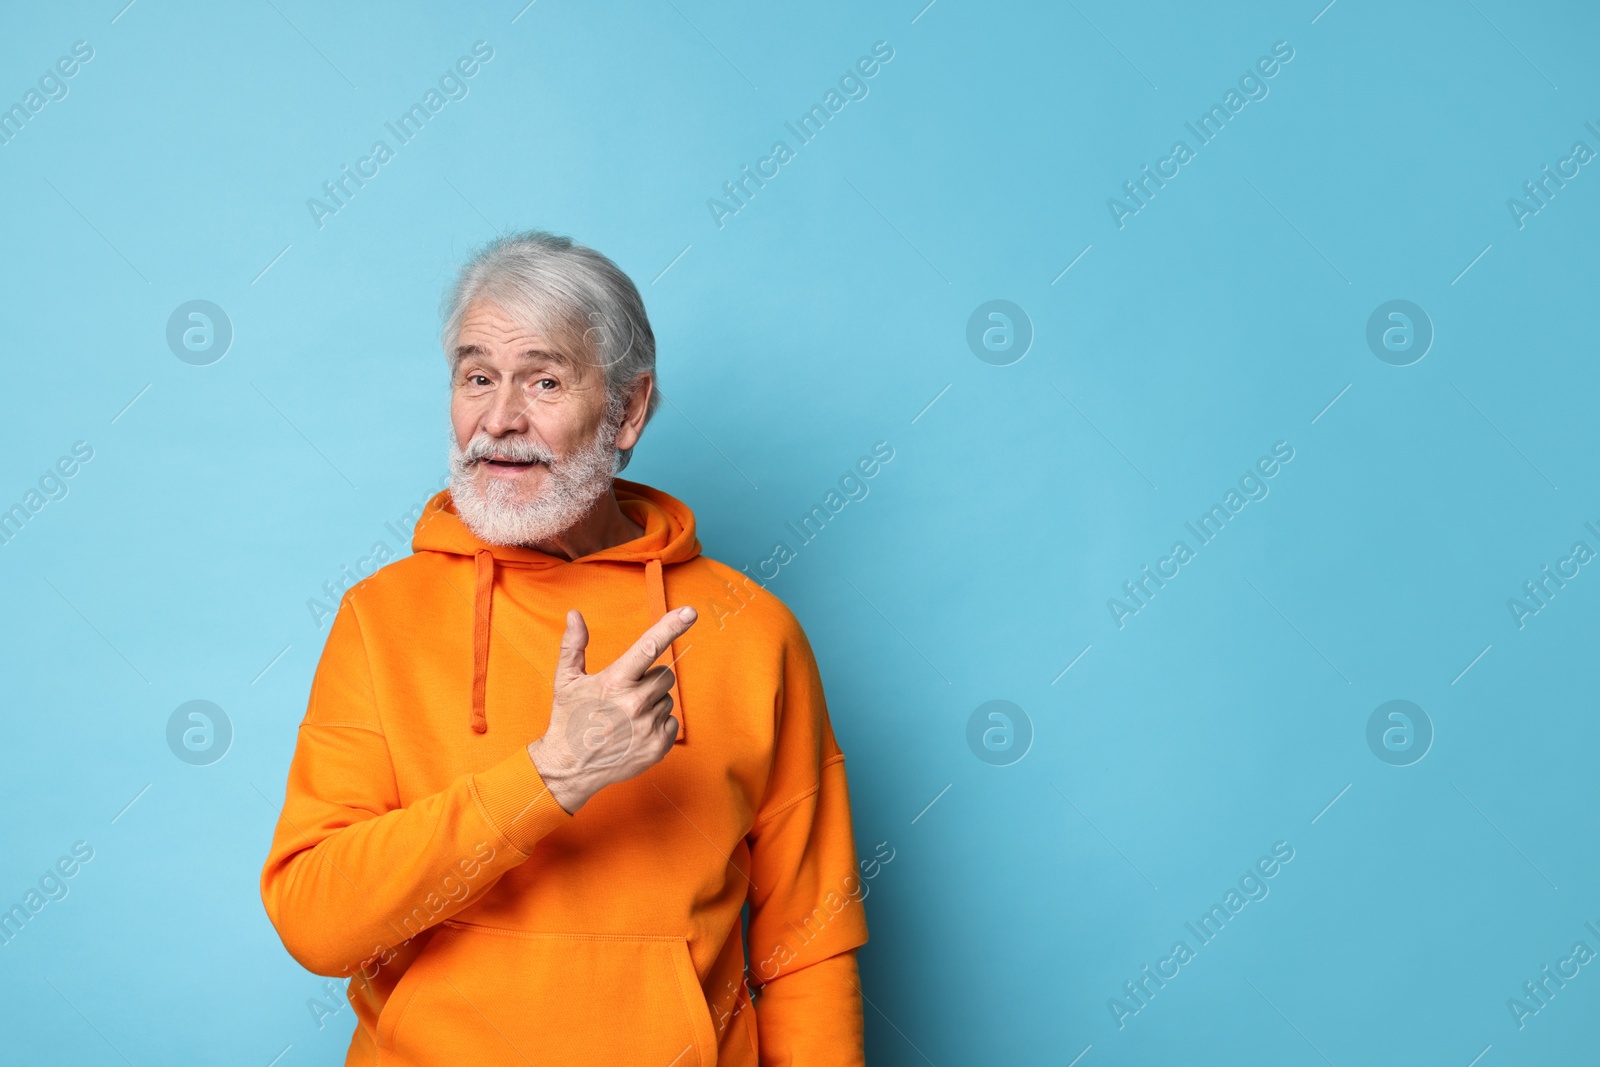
[260,231,870,1065]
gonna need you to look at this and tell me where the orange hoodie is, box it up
[260,479,870,1065]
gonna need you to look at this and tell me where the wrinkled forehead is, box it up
[453,295,595,372]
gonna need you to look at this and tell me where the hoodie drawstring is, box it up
[645,557,688,745]
[467,550,686,744]
[470,549,494,734]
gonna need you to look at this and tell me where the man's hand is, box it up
[527,606,697,814]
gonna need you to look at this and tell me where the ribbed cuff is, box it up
[470,746,574,856]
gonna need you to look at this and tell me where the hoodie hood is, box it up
[410,477,703,739]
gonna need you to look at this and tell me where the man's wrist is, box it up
[526,738,591,814]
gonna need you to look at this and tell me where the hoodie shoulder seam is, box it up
[750,753,846,829]
[299,719,386,736]
[346,594,388,737]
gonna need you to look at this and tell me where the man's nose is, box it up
[482,384,531,436]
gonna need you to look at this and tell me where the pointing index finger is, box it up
[611,606,697,681]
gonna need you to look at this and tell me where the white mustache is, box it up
[462,435,555,465]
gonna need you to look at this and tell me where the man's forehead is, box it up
[455,337,578,367]
[455,310,584,367]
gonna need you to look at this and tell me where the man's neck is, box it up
[531,488,646,561]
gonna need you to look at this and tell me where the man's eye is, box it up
[535,379,558,391]
[468,375,491,386]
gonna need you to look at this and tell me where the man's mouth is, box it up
[481,457,543,471]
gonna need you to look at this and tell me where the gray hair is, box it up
[439,229,658,471]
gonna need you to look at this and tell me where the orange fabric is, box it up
[644,556,688,742]
[470,549,493,734]
[259,478,868,1065]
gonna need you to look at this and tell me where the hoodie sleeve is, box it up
[259,593,573,979]
[744,613,870,1065]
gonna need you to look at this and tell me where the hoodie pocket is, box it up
[376,920,718,1066]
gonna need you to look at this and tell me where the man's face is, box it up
[447,298,644,548]
[449,298,612,507]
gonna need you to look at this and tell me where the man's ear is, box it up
[613,373,652,452]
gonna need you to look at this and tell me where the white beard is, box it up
[447,411,622,548]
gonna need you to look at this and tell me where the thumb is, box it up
[556,609,589,681]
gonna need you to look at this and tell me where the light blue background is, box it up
[2,0,1598,1063]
